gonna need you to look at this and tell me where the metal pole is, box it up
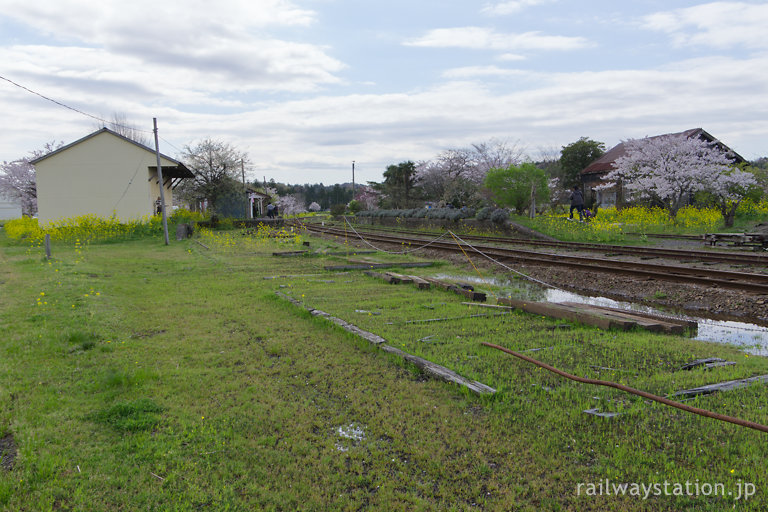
[242,159,248,218]
[153,118,170,245]
[352,160,355,199]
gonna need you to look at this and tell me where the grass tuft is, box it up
[90,398,164,432]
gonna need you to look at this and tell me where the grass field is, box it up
[1,226,767,511]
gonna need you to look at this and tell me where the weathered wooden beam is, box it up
[497,297,630,330]
[324,250,377,256]
[272,250,310,257]
[385,272,414,284]
[681,358,727,371]
[421,277,486,302]
[324,262,436,271]
[364,270,401,284]
[379,345,496,395]
[565,303,697,334]
[671,375,768,398]
[562,303,669,333]
[405,275,432,290]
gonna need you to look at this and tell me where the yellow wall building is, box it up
[32,128,193,225]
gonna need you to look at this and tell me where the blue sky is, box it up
[1,0,767,184]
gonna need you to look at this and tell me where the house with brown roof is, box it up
[31,128,194,225]
[580,128,745,207]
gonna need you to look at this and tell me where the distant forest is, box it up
[260,180,354,210]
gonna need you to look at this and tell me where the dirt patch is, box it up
[0,433,17,471]
[521,264,768,325]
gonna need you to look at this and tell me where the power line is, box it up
[0,74,152,134]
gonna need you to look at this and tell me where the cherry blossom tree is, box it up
[600,134,753,219]
[308,201,321,212]
[415,138,525,206]
[709,166,757,227]
[0,141,62,216]
[275,194,306,215]
[354,186,379,210]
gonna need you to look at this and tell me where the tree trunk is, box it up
[723,201,739,228]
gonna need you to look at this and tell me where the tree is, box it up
[483,163,549,215]
[747,158,768,201]
[415,138,525,206]
[179,138,248,215]
[347,199,362,214]
[0,141,62,216]
[601,134,753,220]
[373,161,420,208]
[276,194,307,215]
[96,112,150,145]
[471,138,525,177]
[559,137,605,189]
[308,202,321,212]
[354,186,380,210]
[708,165,759,227]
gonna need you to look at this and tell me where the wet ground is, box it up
[436,272,768,356]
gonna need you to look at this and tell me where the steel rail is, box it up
[301,223,768,294]
[312,222,768,266]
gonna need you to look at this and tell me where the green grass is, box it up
[0,227,767,510]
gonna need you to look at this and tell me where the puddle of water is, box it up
[437,273,768,356]
[541,288,768,356]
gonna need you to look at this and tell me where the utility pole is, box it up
[153,118,170,245]
[352,160,356,200]
[241,159,248,218]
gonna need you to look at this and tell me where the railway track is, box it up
[298,223,768,295]
[310,222,768,267]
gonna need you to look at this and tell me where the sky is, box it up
[1,0,767,185]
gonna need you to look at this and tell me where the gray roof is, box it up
[581,128,746,176]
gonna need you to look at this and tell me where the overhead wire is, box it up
[342,217,452,255]
[0,74,153,135]
[447,230,562,291]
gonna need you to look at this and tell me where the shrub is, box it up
[3,216,42,240]
[348,200,362,214]
[330,204,347,216]
[490,208,509,224]
[736,199,768,221]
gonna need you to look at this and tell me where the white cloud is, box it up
[642,2,768,50]
[404,27,589,52]
[3,2,768,185]
[1,0,344,93]
[157,52,768,182]
[4,50,768,183]
[481,0,554,16]
[441,66,524,79]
